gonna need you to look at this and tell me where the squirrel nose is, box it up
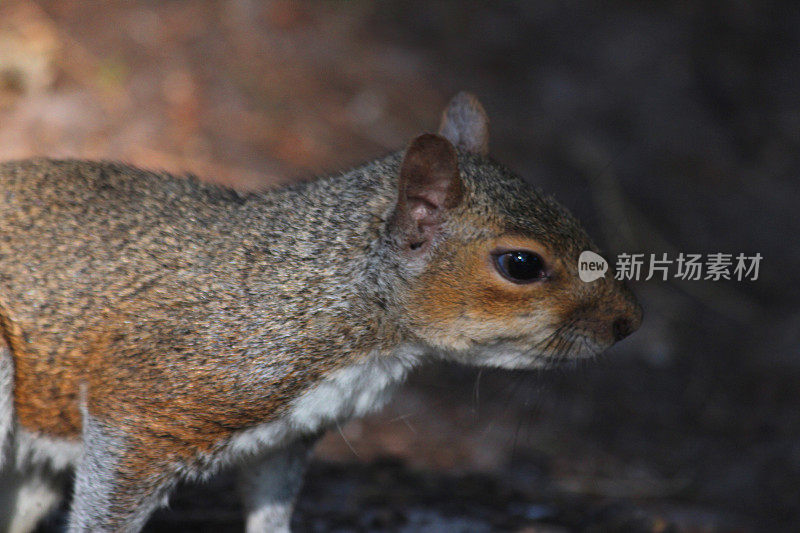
[609,283,643,343]
[612,317,635,342]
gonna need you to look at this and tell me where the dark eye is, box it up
[494,251,548,283]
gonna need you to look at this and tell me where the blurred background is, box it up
[1,1,798,531]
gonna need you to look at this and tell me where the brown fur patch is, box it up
[5,315,83,438]
[8,299,348,457]
[408,234,569,345]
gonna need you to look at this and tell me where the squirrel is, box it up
[0,92,641,532]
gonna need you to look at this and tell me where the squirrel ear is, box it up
[438,92,489,156]
[393,133,463,252]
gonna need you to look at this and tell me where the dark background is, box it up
[1,1,797,531]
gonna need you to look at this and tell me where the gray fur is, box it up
[68,413,122,532]
[439,91,490,155]
[0,339,79,532]
[68,413,174,533]
[12,431,82,473]
[0,344,11,469]
[238,438,317,533]
[0,467,67,533]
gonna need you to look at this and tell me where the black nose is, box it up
[612,317,635,342]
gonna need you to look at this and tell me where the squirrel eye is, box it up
[494,251,547,283]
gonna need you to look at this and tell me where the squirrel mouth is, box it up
[533,325,607,361]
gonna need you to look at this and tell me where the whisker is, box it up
[472,368,484,415]
[336,422,361,459]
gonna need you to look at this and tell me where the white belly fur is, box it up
[219,346,424,467]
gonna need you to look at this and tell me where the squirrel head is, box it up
[385,92,642,369]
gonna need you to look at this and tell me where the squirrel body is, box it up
[0,93,641,532]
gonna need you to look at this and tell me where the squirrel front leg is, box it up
[67,414,178,533]
[238,435,319,533]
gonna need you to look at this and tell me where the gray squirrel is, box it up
[0,92,641,532]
